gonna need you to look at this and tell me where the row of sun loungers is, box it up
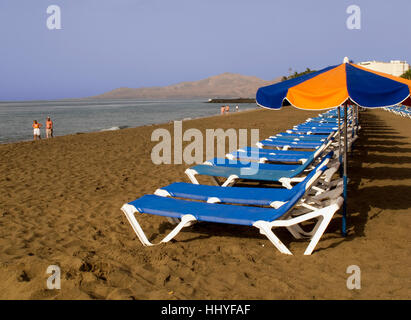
[121,108,359,255]
[383,105,411,119]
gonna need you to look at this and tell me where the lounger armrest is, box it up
[154,189,171,197]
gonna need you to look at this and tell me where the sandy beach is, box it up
[0,107,410,299]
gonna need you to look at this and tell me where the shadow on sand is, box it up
[341,111,411,240]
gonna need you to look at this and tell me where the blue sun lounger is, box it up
[227,146,321,164]
[255,135,335,150]
[269,134,329,142]
[305,117,340,123]
[121,174,344,255]
[256,139,324,150]
[263,136,328,143]
[228,152,310,164]
[287,128,337,135]
[185,151,335,188]
[227,138,333,163]
[208,140,332,167]
[297,122,339,127]
[277,130,335,138]
[233,146,317,157]
[293,125,339,132]
[204,157,302,171]
[387,106,411,118]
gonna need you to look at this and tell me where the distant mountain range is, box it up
[90,73,280,99]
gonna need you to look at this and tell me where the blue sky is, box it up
[0,0,410,100]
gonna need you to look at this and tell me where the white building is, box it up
[357,60,409,77]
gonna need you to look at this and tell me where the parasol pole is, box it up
[342,101,348,236]
[338,106,342,175]
[351,105,355,139]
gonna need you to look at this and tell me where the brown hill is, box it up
[91,73,279,99]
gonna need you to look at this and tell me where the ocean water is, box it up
[0,99,258,144]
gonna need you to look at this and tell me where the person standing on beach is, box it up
[225,105,230,114]
[235,105,239,112]
[220,106,225,115]
[46,116,53,138]
[32,120,42,140]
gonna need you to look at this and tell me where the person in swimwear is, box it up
[32,120,42,140]
[45,116,53,138]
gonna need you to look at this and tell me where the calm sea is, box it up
[0,99,258,144]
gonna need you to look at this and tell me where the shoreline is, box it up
[0,107,259,146]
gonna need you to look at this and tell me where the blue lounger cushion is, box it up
[228,152,310,163]
[293,127,338,132]
[205,158,302,171]
[259,140,323,149]
[190,164,306,181]
[276,133,331,139]
[262,137,325,144]
[305,118,339,122]
[236,147,314,157]
[288,128,336,135]
[258,141,322,150]
[230,143,329,163]
[296,124,338,128]
[270,135,327,141]
[296,122,339,127]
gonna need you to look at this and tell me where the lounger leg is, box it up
[303,211,334,255]
[221,175,239,187]
[121,204,197,246]
[255,223,293,255]
[122,204,153,246]
[161,215,197,243]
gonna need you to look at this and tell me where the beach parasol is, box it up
[256,57,411,236]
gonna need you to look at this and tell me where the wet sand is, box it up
[0,107,410,299]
